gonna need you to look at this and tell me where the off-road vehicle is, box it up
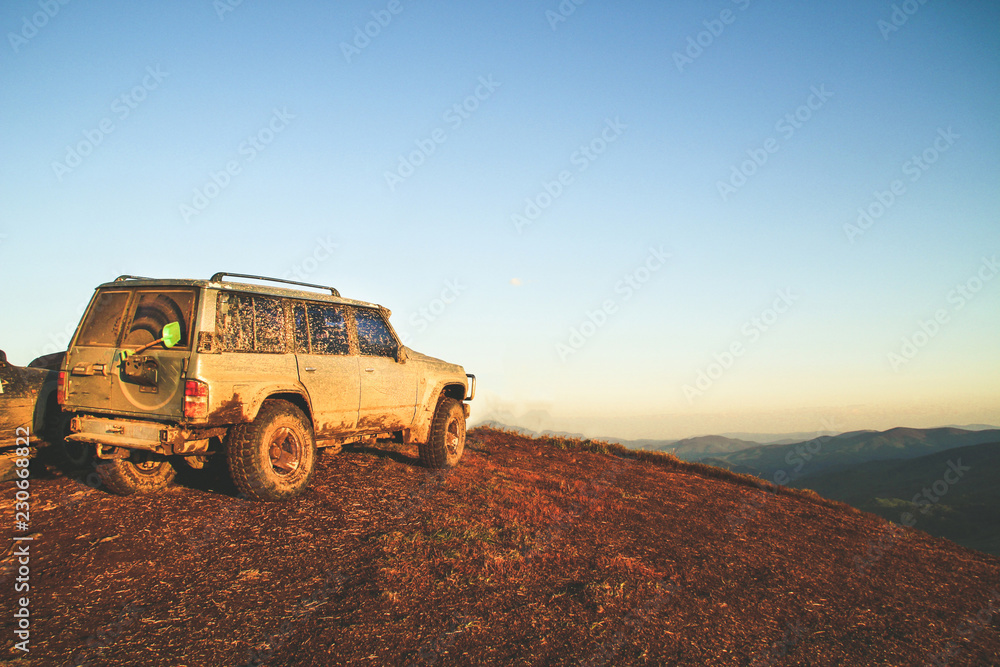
[59,272,475,501]
[0,350,66,481]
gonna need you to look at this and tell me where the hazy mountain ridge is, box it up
[702,427,1000,481]
[634,435,762,460]
[474,421,1000,466]
[473,421,851,459]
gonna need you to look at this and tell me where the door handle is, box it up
[305,367,317,372]
[365,368,375,373]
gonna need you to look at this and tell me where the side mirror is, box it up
[396,346,408,364]
[162,321,181,349]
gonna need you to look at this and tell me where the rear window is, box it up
[122,290,196,349]
[76,288,195,349]
[75,290,131,347]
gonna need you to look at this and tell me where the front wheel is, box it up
[227,400,316,501]
[419,397,466,468]
[95,451,176,495]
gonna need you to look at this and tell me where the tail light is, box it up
[184,380,209,419]
[57,371,67,406]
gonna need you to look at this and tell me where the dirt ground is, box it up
[2,426,999,666]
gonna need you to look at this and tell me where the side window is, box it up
[75,290,131,347]
[354,308,397,358]
[122,290,195,349]
[292,302,310,353]
[222,293,254,352]
[306,303,349,355]
[254,296,285,352]
[219,292,286,353]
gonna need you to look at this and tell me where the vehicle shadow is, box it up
[340,441,421,466]
[171,457,244,497]
[42,438,429,500]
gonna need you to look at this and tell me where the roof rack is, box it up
[209,272,341,297]
[114,275,154,281]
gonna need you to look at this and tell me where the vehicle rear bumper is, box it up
[66,415,221,455]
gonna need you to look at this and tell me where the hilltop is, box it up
[2,426,998,665]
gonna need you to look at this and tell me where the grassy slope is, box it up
[5,426,999,666]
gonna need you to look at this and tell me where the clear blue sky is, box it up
[2,0,997,438]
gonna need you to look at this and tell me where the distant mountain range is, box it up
[473,420,1000,465]
[620,435,760,460]
[701,427,1000,481]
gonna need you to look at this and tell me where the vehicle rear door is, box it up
[109,289,195,418]
[293,301,360,437]
[66,288,196,419]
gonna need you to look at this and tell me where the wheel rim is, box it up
[64,443,90,467]
[131,453,164,476]
[445,418,463,458]
[268,426,302,476]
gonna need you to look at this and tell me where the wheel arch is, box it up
[441,383,466,402]
[256,392,313,427]
[408,381,467,444]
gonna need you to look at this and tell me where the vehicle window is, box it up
[254,296,285,352]
[292,302,309,353]
[75,290,131,347]
[122,290,195,349]
[220,292,286,353]
[222,293,254,352]
[354,308,397,357]
[306,303,349,355]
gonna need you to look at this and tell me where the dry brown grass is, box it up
[2,425,997,665]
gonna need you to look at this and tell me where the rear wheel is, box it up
[419,397,466,468]
[227,400,316,501]
[95,451,176,495]
[49,411,92,469]
[60,441,93,469]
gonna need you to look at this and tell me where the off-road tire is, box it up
[227,400,316,502]
[49,411,92,469]
[60,441,93,470]
[419,397,466,468]
[95,452,176,495]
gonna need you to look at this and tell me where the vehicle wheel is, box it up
[60,441,93,469]
[227,400,316,501]
[95,451,176,495]
[48,412,92,469]
[419,397,466,468]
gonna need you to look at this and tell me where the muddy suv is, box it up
[60,273,475,501]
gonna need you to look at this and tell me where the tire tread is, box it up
[419,397,466,469]
[96,457,176,495]
[227,400,315,501]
